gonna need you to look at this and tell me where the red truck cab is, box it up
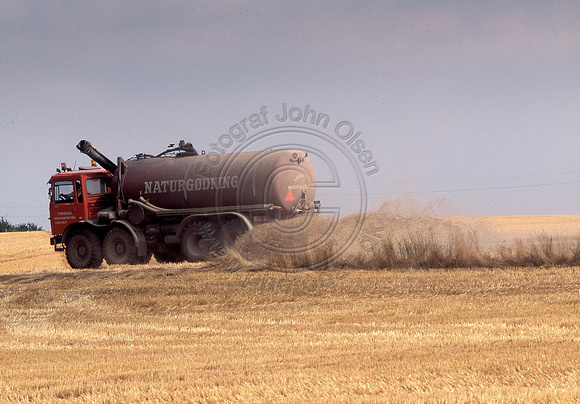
[48,167,114,249]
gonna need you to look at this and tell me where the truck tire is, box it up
[104,227,137,265]
[66,229,103,269]
[181,222,215,262]
[217,220,245,253]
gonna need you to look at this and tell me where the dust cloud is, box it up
[217,198,580,271]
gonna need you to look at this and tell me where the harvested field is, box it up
[0,231,69,274]
[447,215,580,249]
[1,215,580,402]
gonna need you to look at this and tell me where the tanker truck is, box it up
[48,140,319,268]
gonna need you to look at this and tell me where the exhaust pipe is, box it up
[76,140,117,173]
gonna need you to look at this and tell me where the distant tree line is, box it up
[0,217,43,232]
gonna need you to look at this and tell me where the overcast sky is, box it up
[1,1,579,230]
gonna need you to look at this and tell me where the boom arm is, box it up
[76,140,117,173]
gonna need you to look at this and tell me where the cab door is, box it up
[50,179,83,235]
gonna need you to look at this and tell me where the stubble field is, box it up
[1,215,580,402]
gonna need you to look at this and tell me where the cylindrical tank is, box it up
[117,149,316,218]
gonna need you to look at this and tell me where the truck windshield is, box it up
[54,181,74,203]
[86,178,108,195]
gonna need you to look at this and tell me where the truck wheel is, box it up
[181,222,215,262]
[104,227,137,265]
[66,229,103,269]
[217,220,245,253]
